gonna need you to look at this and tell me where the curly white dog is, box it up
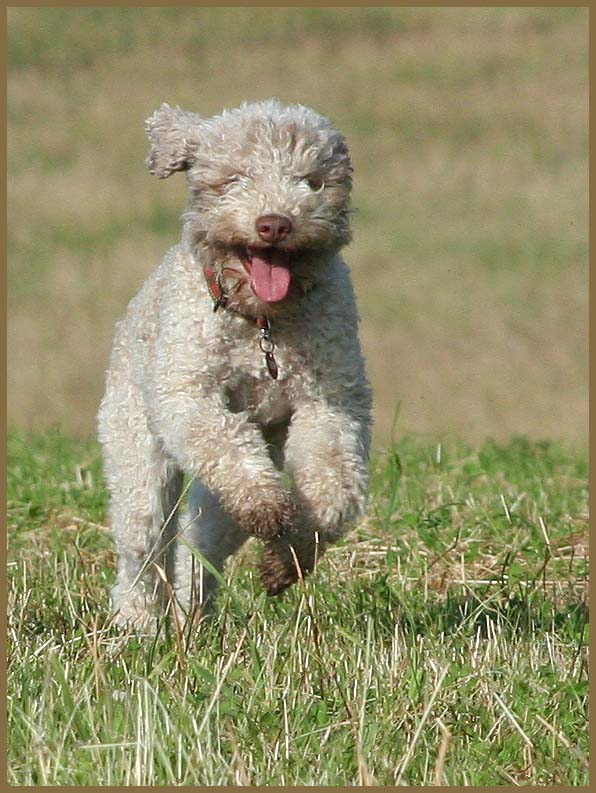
[98,99,372,629]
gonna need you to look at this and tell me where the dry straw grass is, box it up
[7,429,588,784]
[7,7,587,445]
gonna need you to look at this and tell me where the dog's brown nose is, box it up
[255,214,292,244]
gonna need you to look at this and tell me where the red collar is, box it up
[203,262,279,380]
[203,262,227,311]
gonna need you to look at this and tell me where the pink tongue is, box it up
[250,253,291,303]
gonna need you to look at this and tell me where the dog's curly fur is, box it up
[97,99,372,629]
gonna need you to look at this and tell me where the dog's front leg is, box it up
[260,399,371,594]
[153,391,294,540]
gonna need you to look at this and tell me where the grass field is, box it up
[7,6,588,445]
[7,429,588,786]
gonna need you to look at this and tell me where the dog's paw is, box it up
[260,530,323,595]
[236,496,295,541]
[110,604,158,635]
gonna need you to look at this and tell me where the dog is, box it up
[97,99,372,628]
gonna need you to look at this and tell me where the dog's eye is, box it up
[222,174,242,186]
[204,174,243,193]
[303,175,324,191]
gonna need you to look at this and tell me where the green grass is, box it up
[7,429,588,785]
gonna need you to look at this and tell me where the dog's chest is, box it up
[225,376,290,424]
[218,318,309,424]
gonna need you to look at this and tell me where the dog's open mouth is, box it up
[240,246,292,303]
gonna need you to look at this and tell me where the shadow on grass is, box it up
[347,575,588,644]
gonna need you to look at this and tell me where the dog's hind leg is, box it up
[175,480,246,617]
[99,369,184,631]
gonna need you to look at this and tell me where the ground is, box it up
[7,6,588,444]
[7,429,588,785]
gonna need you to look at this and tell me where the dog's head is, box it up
[145,100,353,315]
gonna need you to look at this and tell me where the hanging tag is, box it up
[265,351,278,380]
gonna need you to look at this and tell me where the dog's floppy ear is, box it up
[145,103,203,179]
